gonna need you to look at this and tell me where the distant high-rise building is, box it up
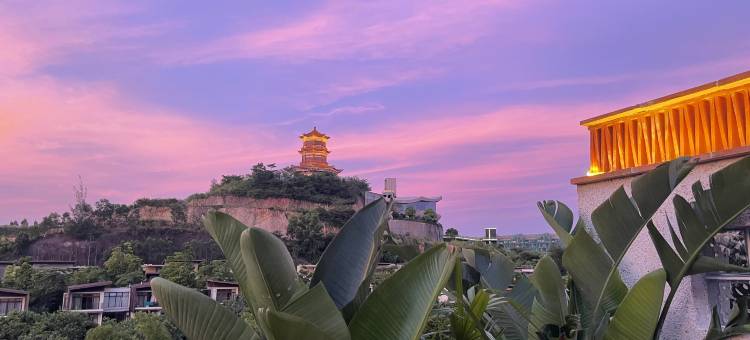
[292,127,341,175]
[383,178,397,200]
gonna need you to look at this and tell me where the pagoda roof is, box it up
[300,127,329,139]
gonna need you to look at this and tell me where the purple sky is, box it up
[1,1,749,236]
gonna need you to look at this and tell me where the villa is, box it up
[0,288,29,316]
[572,70,750,339]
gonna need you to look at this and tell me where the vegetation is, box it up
[189,163,370,205]
[392,207,441,226]
[445,228,459,237]
[159,250,198,288]
[84,313,177,340]
[104,242,145,285]
[285,209,334,263]
[152,198,460,340]
[0,311,95,340]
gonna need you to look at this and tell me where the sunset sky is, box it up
[1,1,749,235]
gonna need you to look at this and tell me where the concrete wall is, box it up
[576,158,738,339]
[389,220,443,242]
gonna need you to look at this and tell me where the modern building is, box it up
[365,178,443,241]
[62,281,129,324]
[0,288,29,316]
[291,127,341,175]
[205,279,239,303]
[572,70,750,339]
[129,281,161,315]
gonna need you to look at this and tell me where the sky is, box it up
[1,0,749,236]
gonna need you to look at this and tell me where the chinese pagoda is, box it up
[292,127,341,175]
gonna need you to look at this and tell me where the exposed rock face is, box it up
[138,206,174,224]
[388,220,443,242]
[187,196,363,234]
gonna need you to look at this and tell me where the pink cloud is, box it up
[162,0,529,64]
[0,76,295,221]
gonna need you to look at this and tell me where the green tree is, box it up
[160,250,197,288]
[286,210,331,263]
[84,319,138,340]
[68,267,108,285]
[445,228,458,237]
[24,311,95,340]
[104,242,145,285]
[404,207,417,220]
[422,209,439,224]
[29,270,69,312]
[197,260,234,289]
[133,312,172,340]
[2,257,34,289]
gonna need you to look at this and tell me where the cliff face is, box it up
[187,196,363,234]
[138,206,174,224]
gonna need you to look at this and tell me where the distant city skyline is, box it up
[1,1,750,234]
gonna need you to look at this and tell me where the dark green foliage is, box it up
[286,210,334,263]
[65,217,103,240]
[445,228,459,237]
[104,242,145,286]
[314,206,356,229]
[196,260,235,289]
[160,250,197,288]
[68,267,109,285]
[195,163,370,205]
[0,311,95,340]
[132,237,182,264]
[28,270,69,312]
[84,313,175,340]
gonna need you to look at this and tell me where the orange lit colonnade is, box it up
[583,71,750,176]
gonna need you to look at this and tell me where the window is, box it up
[0,298,23,315]
[103,292,129,309]
[215,289,236,303]
[72,293,100,310]
[136,291,157,308]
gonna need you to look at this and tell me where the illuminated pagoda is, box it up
[292,127,341,175]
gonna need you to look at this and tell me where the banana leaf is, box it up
[538,200,575,247]
[203,211,257,309]
[258,309,332,340]
[281,283,351,340]
[151,277,258,340]
[486,276,537,340]
[562,157,694,332]
[529,256,569,334]
[647,156,750,335]
[240,227,306,312]
[349,243,457,340]
[311,198,389,309]
[603,269,666,340]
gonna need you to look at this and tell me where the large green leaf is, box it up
[537,200,574,246]
[240,227,305,312]
[203,211,256,309]
[349,243,457,340]
[258,309,332,340]
[311,198,388,309]
[648,156,750,335]
[281,283,351,340]
[562,158,693,333]
[151,277,258,340]
[451,286,490,340]
[562,226,628,332]
[604,269,666,340]
[529,257,568,333]
[486,276,537,340]
[462,248,515,291]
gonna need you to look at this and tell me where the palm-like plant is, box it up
[533,156,750,339]
[152,198,458,340]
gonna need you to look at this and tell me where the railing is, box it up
[705,273,750,325]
